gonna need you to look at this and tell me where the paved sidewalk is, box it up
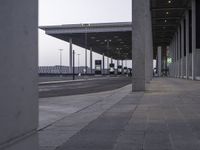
[39,78,200,150]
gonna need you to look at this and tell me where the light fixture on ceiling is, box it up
[166,12,169,15]
[114,36,119,38]
[168,0,172,4]
[117,39,122,41]
[90,37,96,39]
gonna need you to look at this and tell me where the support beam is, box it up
[90,47,93,74]
[132,0,149,91]
[102,53,105,75]
[157,46,162,77]
[192,0,196,80]
[181,20,185,78]
[177,26,181,77]
[107,57,109,74]
[0,0,38,149]
[185,10,190,79]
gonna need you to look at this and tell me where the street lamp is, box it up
[59,49,63,75]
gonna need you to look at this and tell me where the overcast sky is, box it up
[39,0,132,68]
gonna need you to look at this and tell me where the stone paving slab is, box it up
[39,78,200,150]
[39,85,132,150]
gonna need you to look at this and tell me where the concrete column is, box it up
[132,0,148,91]
[157,46,162,77]
[102,53,105,75]
[171,41,175,77]
[192,0,196,80]
[175,32,179,78]
[85,49,87,74]
[173,35,177,77]
[145,0,153,82]
[69,38,73,73]
[185,10,190,79]
[107,57,109,74]
[177,27,181,77]
[0,1,38,150]
[181,20,185,78]
[90,47,93,74]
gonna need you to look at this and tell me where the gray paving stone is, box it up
[38,78,200,150]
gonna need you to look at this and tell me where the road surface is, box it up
[39,76,131,98]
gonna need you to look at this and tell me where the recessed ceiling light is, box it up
[165,20,167,23]
[90,37,96,39]
[168,0,172,4]
[166,12,169,15]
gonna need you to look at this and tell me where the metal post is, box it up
[59,49,63,75]
[69,38,73,73]
[73,50,75,80]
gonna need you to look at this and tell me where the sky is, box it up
[39,0,132,68]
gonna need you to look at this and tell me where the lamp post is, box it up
[59,49,63,75]
[73,50,75,80]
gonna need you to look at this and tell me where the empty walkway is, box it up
[39,78,200,150]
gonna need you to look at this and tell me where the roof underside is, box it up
[40,22,132,60]
[151,0,190,47]
[41,0,190,59]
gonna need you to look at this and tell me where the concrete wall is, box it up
[0,0,38,149]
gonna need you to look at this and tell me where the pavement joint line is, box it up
[38,76,124,85]
[55,90,141,150]
[38,85,130,132]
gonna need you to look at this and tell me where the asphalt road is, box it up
[39,76,132,98]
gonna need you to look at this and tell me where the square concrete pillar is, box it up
[181,20,185,78]
[132,0,149,91]
[192,0,197,80]
[177,26,181,78]
[90,47,93,74]
[0,0,38,149]
[157,46,162,77]
[102,53,105,75]
[185,10,190,79]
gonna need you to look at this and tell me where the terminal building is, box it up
[0,0,200,149]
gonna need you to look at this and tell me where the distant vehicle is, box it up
[124,67,128,74]
[128,68,132,77]
[95,60,102,75]
[109,63,115,74]
[117,65,122,75]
